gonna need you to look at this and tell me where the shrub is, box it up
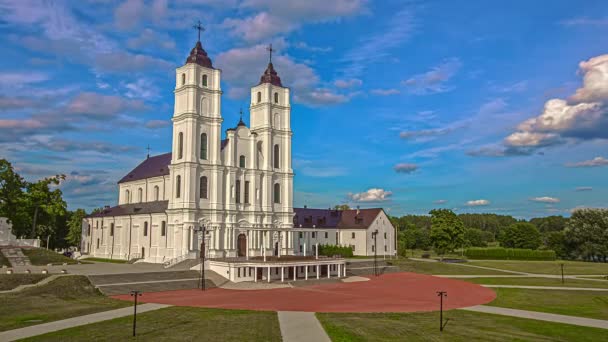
[317,244,353,258]
[464,247,556,260]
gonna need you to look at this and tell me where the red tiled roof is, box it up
[293,208,384,229]
[259,62,282,87]
[185,41,213,68]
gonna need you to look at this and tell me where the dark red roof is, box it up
[87,201,169,218]
[118,153,171,184]
[293,208,384,229]
[186,41,213,68]
[259,62,282,87]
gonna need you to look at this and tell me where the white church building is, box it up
[81,36,396,280]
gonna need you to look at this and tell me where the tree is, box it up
[24,175,67,239]
[530,216,568,233]
[333,204,350,211]
[66,209,87,247]
[565,209,608,262]
[464,228,489,247]
[545,230,568,258]
[429,209,465,255]
[499,222,542,249]
[0,159,29,235]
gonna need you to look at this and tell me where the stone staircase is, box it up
[0,247,31,267]
[89,270,219,296]
[345,259,400,277]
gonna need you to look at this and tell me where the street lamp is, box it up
[437,291,448,332]
[194,224,206,291]
[372,229,378,276]
[130,290,142,336]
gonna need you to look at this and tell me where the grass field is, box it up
[387,259,512,275]
[83,257,128,264]
[21,248,79,266]
[488,288,608,320]
[0,276,130,332]
[0,274,48,291]
[468,260,608,275]
[23,306,282,342]
[463,277,608,289]
[317,310,606,341]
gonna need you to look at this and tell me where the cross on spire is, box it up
[239,107,243,121]
[266,44,274,63]
[193,20,205,42]
[146,144,151,159]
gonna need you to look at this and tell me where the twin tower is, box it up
[168,39,294,257]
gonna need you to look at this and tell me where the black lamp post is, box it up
[437,291,448,332]
[195,224,206,291]
[130,290,142,336]
[372,229,378,276]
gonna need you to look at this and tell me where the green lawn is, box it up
[0,250,10,267]
[468,260,608,275]
[23,306,282,342]
[488,288,608,320]
[0,275,130,332]
[0,274,48,291]
[21,248,78,265]
[83,257,128,264]
[463,277,608,289]
[317,310,606,341]
[387,259,512,275]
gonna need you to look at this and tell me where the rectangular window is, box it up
[299,245,303,252]
[372,245,375,252]
[144,222,148,236]
[238,268,241,277]
[384,232,387,239]
[324,232,328,239]
[96,239,100,249]
[110,223,114,237]
[299,232,303,238]
[384,245,387,252]
[312,232,316,238]
[161,221,166,236]
[352,244,355,251]
[235,180,241,203]
[352,232,355,239]
[244,181,250,204]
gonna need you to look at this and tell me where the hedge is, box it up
[464,247,556,260]
[318,244,354,258]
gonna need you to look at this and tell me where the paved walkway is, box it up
[463,305,608,330]
[0,303,170,341]
[481,284,608,291]
[278,311,330,342]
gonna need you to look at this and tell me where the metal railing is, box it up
[163,253,193,268]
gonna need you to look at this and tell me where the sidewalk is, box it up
[0,303,170,341]
[278,311,330,342]
[481,284,608,291]
[463,305,608,330]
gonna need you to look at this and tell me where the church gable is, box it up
[118,152,172,184]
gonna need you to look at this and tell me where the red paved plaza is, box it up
[113,272,496,313]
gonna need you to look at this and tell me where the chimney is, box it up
[304,205,307,209]
[356,205,360,215]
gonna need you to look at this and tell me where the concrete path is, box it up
[481,284,608,291]
[0,274,64,294]
[463,305,608,330]
[278,311,330,342]
[0,303,170,341]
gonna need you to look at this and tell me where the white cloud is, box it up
[402,58,462,94]
[348,188,392,202]
[145,120,170,129]
[565,156,608,168]
[466,199,490,206]
[371,88,400,96]
[126,28,176,50]
[294,41,332,53]
[334,78,362,89]
[530,196,560,203]
[561,17,608,27]
[575,186,593,192]
[222,12,295,43]
[434,199,448,204]
[124,79,159,100]
[393,163,418,174]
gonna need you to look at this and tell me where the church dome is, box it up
[185,41,213,68]
[259,62,282,87]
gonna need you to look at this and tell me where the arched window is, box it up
[138,188,143,203]
[154,186,159,201]
[202,74,208,87]
[176,175,181,198]
[273,144,280,168]
[200,176,208,199]
[274,183,281,204]
[235,180,241,203]
[181,73,185,85]
[125,190,130,204]
[274,92,278,103]
[239,155,246,168]
[200,133,207,160]
[257,91,261,103]
[177,132,183,159]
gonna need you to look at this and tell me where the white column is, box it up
[315,243,318,259]
[278,231,281,258]
[337,264,340,278]
[327,265,330,279]
[316,265,319,279]
[343,263,346,277]
[304,242,307,257]
[281,267,284,282]
[246,230,249,260]
[293,266,296,281]
[305,265,308,280]
[254,267,257,282]
[268,266,271,283]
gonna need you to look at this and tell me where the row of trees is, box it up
[392,208,608,262]
[0,159,87,249]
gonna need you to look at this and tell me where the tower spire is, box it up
[193,20,205,42]
[266,44,274,63]
[185,20,213,68]
[237,107,245,127]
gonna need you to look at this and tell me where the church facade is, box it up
[81,38,396,265]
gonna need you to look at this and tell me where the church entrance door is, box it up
[237,234,246,257]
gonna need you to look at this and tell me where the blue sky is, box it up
[1,0,607,218]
